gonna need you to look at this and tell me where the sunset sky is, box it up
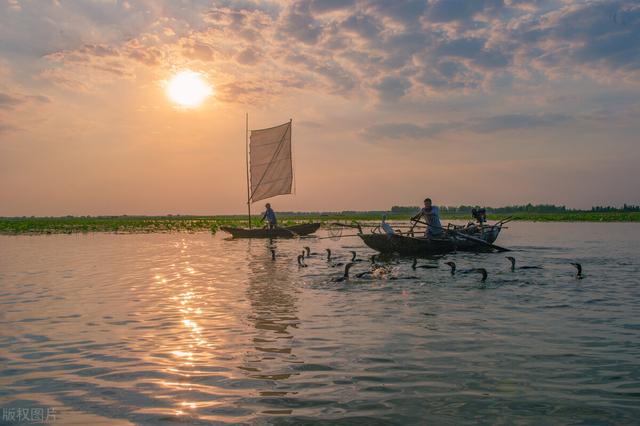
[1,0,638,216]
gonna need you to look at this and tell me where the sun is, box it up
[166,70,212,108]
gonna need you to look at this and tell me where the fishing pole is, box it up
[317,234,362,240]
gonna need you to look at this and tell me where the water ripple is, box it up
[1,223,639,424]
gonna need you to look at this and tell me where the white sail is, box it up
[249,121,292,203]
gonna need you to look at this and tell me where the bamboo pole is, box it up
[245,113,251,229]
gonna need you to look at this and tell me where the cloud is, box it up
[362,113,574,141]
[0,123,20,134]
[5,0,639,106]
[469,113,572,133]
[182,41,216,61]
[341,13,382,39]
[427,0,505,23]
[367,0,427,28]
[508,1,640,80]
[282,1,324,44]
[361,121,453,141]
[299,120,323,128]
[0,92,22,109]
[374,76,411,102]
[236,47,261,65]
[309,0,356,14]
[0,92,50,110]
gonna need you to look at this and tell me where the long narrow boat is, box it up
[221,223,320,238]
[359,225,502,255]
[220,116,320,238]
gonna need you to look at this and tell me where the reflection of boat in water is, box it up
[359,223,504,256]
[221,116,320,238]
[221,223,320,239]
[241,241,301,387]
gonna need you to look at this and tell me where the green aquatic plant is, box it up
[0,211,638,235]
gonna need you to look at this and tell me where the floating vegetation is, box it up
[1,211,638,235]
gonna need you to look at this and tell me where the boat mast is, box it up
[245,112,251,229]
[290,118,295,195]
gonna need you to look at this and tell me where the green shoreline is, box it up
[1,212,638,235]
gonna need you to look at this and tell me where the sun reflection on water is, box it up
[135,236,307,421]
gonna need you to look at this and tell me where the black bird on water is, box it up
[271,249,276,261]
[325,249,344,267]
[332,263,355,282]
[412,258,438,270]
[570,262,584,279]
[304,246,318,257]
[297,254,307,268]
[506,256,542,271]
[350,251,365,262]
[473,268,488,282]
[445,261,457,275]
[445,262,484,281]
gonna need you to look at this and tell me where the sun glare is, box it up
[166,71,212,108]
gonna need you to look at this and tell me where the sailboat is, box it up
[220,115,321,238]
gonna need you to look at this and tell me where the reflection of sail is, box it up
[241,240,301,390]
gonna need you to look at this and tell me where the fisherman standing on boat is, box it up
[261,203,277,229]
[411,198,443,238]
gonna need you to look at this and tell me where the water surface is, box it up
[1,222,639,424]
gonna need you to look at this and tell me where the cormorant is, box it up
[304,246,318,257]
[350,251,365,262]
[570,262,583,279]
[506,256,542,271]
[412,258,438,270]
[445,261,457,275]
[325,249,344,267]
[332,263,355,282]
[473,268,488,282]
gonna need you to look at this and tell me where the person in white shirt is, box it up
[411,198,443,238]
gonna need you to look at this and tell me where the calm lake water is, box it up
[1,222,639,425]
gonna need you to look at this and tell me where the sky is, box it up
[0,0,639,216]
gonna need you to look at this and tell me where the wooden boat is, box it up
[223,116,320,239]
[220,223,320,238]
[359,233,456,255]
[359,225,502,255]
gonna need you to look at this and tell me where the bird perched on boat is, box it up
[570,262,584,279]
[412,258,438,270]
[473,268,488,282]
[350,251,365,262]
[297,254,307,268]
[303,246,318,257]
[325,249,344,267]
[332,263,354,282]
[271,249,276,261]
[506,256,542,271]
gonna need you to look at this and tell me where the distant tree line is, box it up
[391,203,639,214]
[591,204,640,212]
